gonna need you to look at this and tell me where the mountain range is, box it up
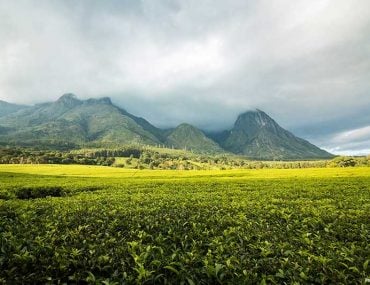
[0,94,333,160]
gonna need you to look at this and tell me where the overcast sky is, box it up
[0,0,369,155]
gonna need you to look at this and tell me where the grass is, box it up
[0,165,369,284]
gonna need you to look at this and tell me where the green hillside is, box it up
[0,94,161,147]
[166,123,224,154]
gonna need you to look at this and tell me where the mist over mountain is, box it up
[0,94,333,159]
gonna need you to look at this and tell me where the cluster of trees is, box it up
[1,146,369,169]
[0,148,115,166]
[133,152,370,170]
[71,147,143,159]
[327,156,370,167]
[131,155,328,170]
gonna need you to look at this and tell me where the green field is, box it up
[1,165,369,284]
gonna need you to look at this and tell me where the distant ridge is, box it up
[0,100,27,117]
[0,94,333,159]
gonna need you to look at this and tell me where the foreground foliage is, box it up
[0,166,369,284]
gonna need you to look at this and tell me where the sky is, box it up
[0,0,369,155]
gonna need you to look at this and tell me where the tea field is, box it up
[0,165,369,284]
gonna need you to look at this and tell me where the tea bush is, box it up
[0,166,369,284]
[14,186,65,199]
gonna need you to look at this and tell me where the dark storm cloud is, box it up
[0,0,369,154]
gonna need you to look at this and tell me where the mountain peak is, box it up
[85,97,112,105]
[98,97,112,104]
[217,109,333,159]
[238,108,268,117]
[56,93,81,107]
[235,109,276,129]
[174,123,206,136]
[167,123,223,153]
[56,94,113,107]
[57,93,78,101]
[177,123,196,129]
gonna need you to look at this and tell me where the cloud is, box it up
[0,0,369,155]
[322,125,370,155]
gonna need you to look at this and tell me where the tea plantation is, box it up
[0,165,369,284]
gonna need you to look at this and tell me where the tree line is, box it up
[0,146,369,169]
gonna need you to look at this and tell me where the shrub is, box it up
[15,186,65,199]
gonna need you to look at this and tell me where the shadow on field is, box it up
[0,185,102,200]
[15,186,65,199]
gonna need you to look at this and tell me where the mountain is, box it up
[0,94,333,159]
[0,100,27,117]
[210,109,333,160]
[165,123,223,153]
[0,94,161,147]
